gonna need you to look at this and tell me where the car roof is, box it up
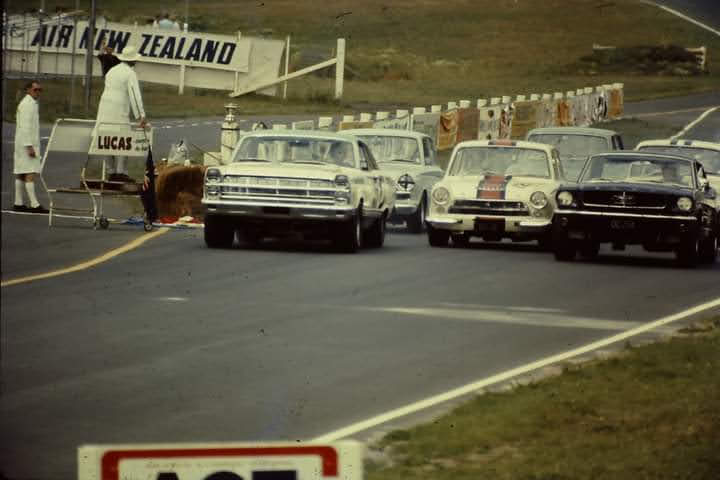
[636,139,720,151]
[526,127,618,137]
[454,139,555,152]
[240,130,358,142]
[589,151,697,164]
[340,128,427,139]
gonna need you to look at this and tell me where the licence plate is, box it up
[610,219,635,230]
[263,207,291,215]
[475,218,504,233]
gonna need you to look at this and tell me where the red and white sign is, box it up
[78,441,363,480]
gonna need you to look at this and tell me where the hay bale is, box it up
[155,164,206,218]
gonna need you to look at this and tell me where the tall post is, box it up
[283,35,290,99]
[184,0,189,31]
[69,0,79,114]
[334,38,345,100]
[84,0,97,116]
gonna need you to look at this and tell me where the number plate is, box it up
[474,218,504,233]
[610,219,635,230]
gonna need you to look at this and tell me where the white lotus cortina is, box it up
[202,131,396,252]
[426,139,564,248]
[342,128,443,232]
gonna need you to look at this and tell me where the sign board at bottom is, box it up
[78,441,363,480]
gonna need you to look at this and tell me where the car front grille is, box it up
[218,176,336,205]
[582,191,667,209]
[448,199,530,216]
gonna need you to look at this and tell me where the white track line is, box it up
[641,1,720,37]
[671,106,719,139]
[313,296,720,442]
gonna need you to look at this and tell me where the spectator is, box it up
[97,41,120,77]
[13,80,48,213]
[157,12,174,29]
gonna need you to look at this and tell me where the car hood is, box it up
[376,162,427,177]
[220,162,348,181]
[567,182,693,195]
[441,175,558,200]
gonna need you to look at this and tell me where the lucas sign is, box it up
[78,441,363,480]
[88,124,154,158]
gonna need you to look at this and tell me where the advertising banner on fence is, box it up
[412,113,440,144]
[437,110,459,151]
[557,99,572,126]
[478,106,501,140]
[510,101,542,139]
[498,104,513,139]
[590,90,608,124]
[338,121,374,130]
[609,88,624,119]
[456,108,480,144]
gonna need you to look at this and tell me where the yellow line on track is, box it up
[1,228,169,288]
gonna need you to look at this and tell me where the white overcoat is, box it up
[14,94,41,174]
[95,62,145,127]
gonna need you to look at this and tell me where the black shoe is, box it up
[28,205,49,214]
[13,204,28,212]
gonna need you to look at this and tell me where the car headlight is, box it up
[206,168,222,183]
[334,174,350,189]
[432,186,450,205]
[206,185,220,197]
[397,174,416,192]
[557,191,574,207]
[677,197,693,211]
[530,191,548,209]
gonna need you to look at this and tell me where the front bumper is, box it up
[426,214,552,236]
[553,209,698,244]
[204,200,355,221]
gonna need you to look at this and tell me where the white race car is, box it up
[342,128,443,232]
[202,131,396,252]
[426,139,564,248]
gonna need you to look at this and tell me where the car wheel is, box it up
[676,235,700,267]
[238,228,262,248]
[365,213,386,248]
[451,233,470,248]
[698,233,717,264]
[204,215,235,248]
[334,207,362,253]
[578,241,600,260]
[537,232,553,251]
[427,224,450,247]
[406,195,426,233]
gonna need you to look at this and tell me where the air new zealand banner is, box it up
[3,17,284,93]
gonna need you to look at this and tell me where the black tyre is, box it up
[99,216,110,230]
[204,215,235,248]
[365,213,386,248]
[334,209,362,253]
[451,233,470,248]
[578,241,600,260]
[405,195,426,233]
[676,236,700,267]
[698,233,718,264]
[537,232,553,251]
[553,236,577,261]
[237,229,262,248]
[428,224,450,247]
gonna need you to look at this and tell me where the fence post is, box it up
[283,35,290,99]
[335,38,345,99]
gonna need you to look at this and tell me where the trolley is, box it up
[39,118,154,230]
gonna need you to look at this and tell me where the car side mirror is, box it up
[360,159,369,171]
[698,177,709,190]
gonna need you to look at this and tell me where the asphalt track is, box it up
[1,95,720,480]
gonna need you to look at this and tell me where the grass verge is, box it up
[366,316,720,480]
[4,0,720,122]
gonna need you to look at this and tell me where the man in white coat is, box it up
[13,80,48,213]
[95,45,147,182]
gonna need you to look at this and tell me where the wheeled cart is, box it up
[39,118,154,230]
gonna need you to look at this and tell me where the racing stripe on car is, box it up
[477,175,508,200]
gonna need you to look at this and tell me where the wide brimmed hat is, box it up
[117,45,141,62]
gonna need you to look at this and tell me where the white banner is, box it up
[88,124,153,157]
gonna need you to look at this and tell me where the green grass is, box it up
[367,317,720,480]
[4,0,719,122]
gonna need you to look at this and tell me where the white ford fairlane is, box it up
[202,131,396,252]
[426,139,564,248]
[342,128,443,232]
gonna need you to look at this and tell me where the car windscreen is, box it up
[529,134,609,158]
[637,146,720,174]
[356,135,421,164]
[448,147,550,178]
[580,155,695,187]
[234,137,357,167]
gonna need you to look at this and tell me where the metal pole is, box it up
[84,0,96,116]
[184,0,189,31]
[70,0,79,114]
[283,35,290,99]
